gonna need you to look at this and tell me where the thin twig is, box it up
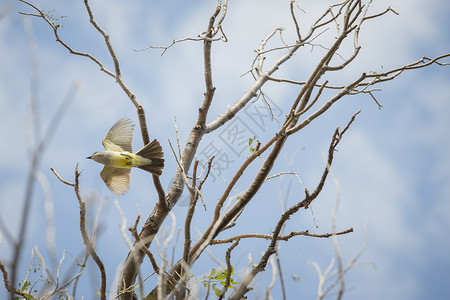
[129,216,160,274]
[183,160,199,265]
[18,0,115,77]
[210,228,354,245]
[330,172,344,300]
[290,0,302,40]
[114,200,133,249]
[265,171,303,186]
[275,251,286,300]
[265,256,277,300]
[287,73,367,136]
[168,139,193,193]
[218,240,239,300]
[74,165,107,300]
[34,246,56,286]
[50,167,74,186]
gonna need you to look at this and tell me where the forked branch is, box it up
[74,165,107,300]
[229,111,360,299]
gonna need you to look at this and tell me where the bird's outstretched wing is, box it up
[102,118,134,152]
[100,166,131,195]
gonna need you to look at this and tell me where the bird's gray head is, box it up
[87,151,109,164]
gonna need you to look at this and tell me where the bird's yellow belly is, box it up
[107,151,136,168]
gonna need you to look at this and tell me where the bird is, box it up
[87,118,164,195]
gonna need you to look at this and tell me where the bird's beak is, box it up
[87,156,92,159]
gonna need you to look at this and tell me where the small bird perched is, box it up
[87,118,164,195]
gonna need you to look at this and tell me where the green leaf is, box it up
[248,136,259,153]
[215,270,227,280]
[21,281,31,291]
[212,284,221,298]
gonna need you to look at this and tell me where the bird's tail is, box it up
[135,139,164,175]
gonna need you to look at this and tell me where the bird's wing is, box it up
[102,118,134,152]
[100,166,131,195]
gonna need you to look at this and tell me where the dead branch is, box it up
[265,256,277,300]
[73,165,107,300]
[218,240,239,300]
[210,228,354,245]
[360,54,450,86]
[206,42,303,133]
[228,111,359,299]
[50,167,74,187]
[299,80,329,117]
[135,0,228,56]
[315,227,368,299]
[183,160,199,266]
[171,159,201,298]
[268,54,449,93]
[330,171,344,300]
[129,216,160,274]
[18,1,115,77]
[287,73,366,135]
[290,0,302,40]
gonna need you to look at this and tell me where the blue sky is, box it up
[1,0,450,299]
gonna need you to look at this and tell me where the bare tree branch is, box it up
[228,111,359,299]
[73,165,107,300]
[18,0,115,78]
[135,0,228,56]
[218,240,239,300]
[290,0,302,40]
[127,216,159,275]
[50,167,74,187]
[183,160,199,266]
[360,54,450,85]
[0,261,37,300]
[265,256,277,300]
[287,74,366,135]
[209,228,354,245]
